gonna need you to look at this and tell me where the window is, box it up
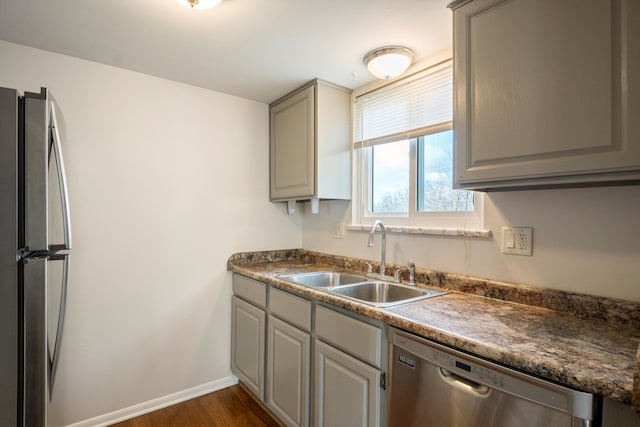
[417,130,473,213]
[354,60,482,229]
[371,139,409,213]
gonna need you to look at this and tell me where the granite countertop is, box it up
[227,249,640,408]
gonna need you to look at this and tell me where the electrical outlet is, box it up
[333,222,345,239]
[502,227,533,256]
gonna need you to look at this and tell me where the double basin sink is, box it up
[279,271,446,308]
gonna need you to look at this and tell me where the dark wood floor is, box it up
[109,385,280,427]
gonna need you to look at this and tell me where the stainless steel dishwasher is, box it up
[389,328,599,427]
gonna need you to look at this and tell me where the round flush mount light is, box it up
[177,0,222,9]
[363,46,415,80]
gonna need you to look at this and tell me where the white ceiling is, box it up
[0,0,452,103]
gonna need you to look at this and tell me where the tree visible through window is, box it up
[372,140,409,213]
[417,130,473,212]
[369,130,473,215]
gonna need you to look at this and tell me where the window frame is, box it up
[352,61,484,230]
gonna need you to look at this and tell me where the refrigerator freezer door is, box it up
[24,90,71,253]
[24,89,49,253]
[23,257,47,427]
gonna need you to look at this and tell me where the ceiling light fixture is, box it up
[177,0,222,9]
[363,46,414,80]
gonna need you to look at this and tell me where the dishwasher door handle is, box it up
[440,368,491,396]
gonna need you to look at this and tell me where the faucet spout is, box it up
[368,220,386,276]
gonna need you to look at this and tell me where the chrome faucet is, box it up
[368,220,386,276]
[393,262,416,285]
[407,262,416,286]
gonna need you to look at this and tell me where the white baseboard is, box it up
[66,376,238,427]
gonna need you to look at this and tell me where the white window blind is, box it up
[354,59,453,148]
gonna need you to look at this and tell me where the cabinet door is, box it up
[314,339,380,427]
[270,85,315,200]
[453,0,640,189]
[231,296,265,400]
[267,315,310,427]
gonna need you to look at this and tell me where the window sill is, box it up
[346,224,492,239]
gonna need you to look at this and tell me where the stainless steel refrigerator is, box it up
[0,86,72,427]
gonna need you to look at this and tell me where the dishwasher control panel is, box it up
[391,327,596,422]
[425,345,506,387]
[456,359,506,387]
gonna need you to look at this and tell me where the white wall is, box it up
[0,40,302,426]
[302,184,640,302]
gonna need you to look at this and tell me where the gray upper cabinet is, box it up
[450,0,640,190]
[270,79,352,201]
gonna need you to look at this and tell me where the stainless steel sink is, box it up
[279,271,447,307]
[279,271,368,288]
[331,282,444,307]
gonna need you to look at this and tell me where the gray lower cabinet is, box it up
[230,296,265,400]
[313,304,385,427]
[314,339,381,427]
[231,274,385,427]
[602,397,640,427]
[267,315,310,427]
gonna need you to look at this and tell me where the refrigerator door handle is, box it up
[49,102,72,250]
[48,254,69,400]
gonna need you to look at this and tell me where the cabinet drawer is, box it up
[233,274,266,308]
[270,288,312,331]
[315,305,382,368]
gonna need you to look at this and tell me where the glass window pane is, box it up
[372,140,409,213]
[418,130,474,212]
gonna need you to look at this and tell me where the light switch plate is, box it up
[333,222,345,239]
[502,227,533,256]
